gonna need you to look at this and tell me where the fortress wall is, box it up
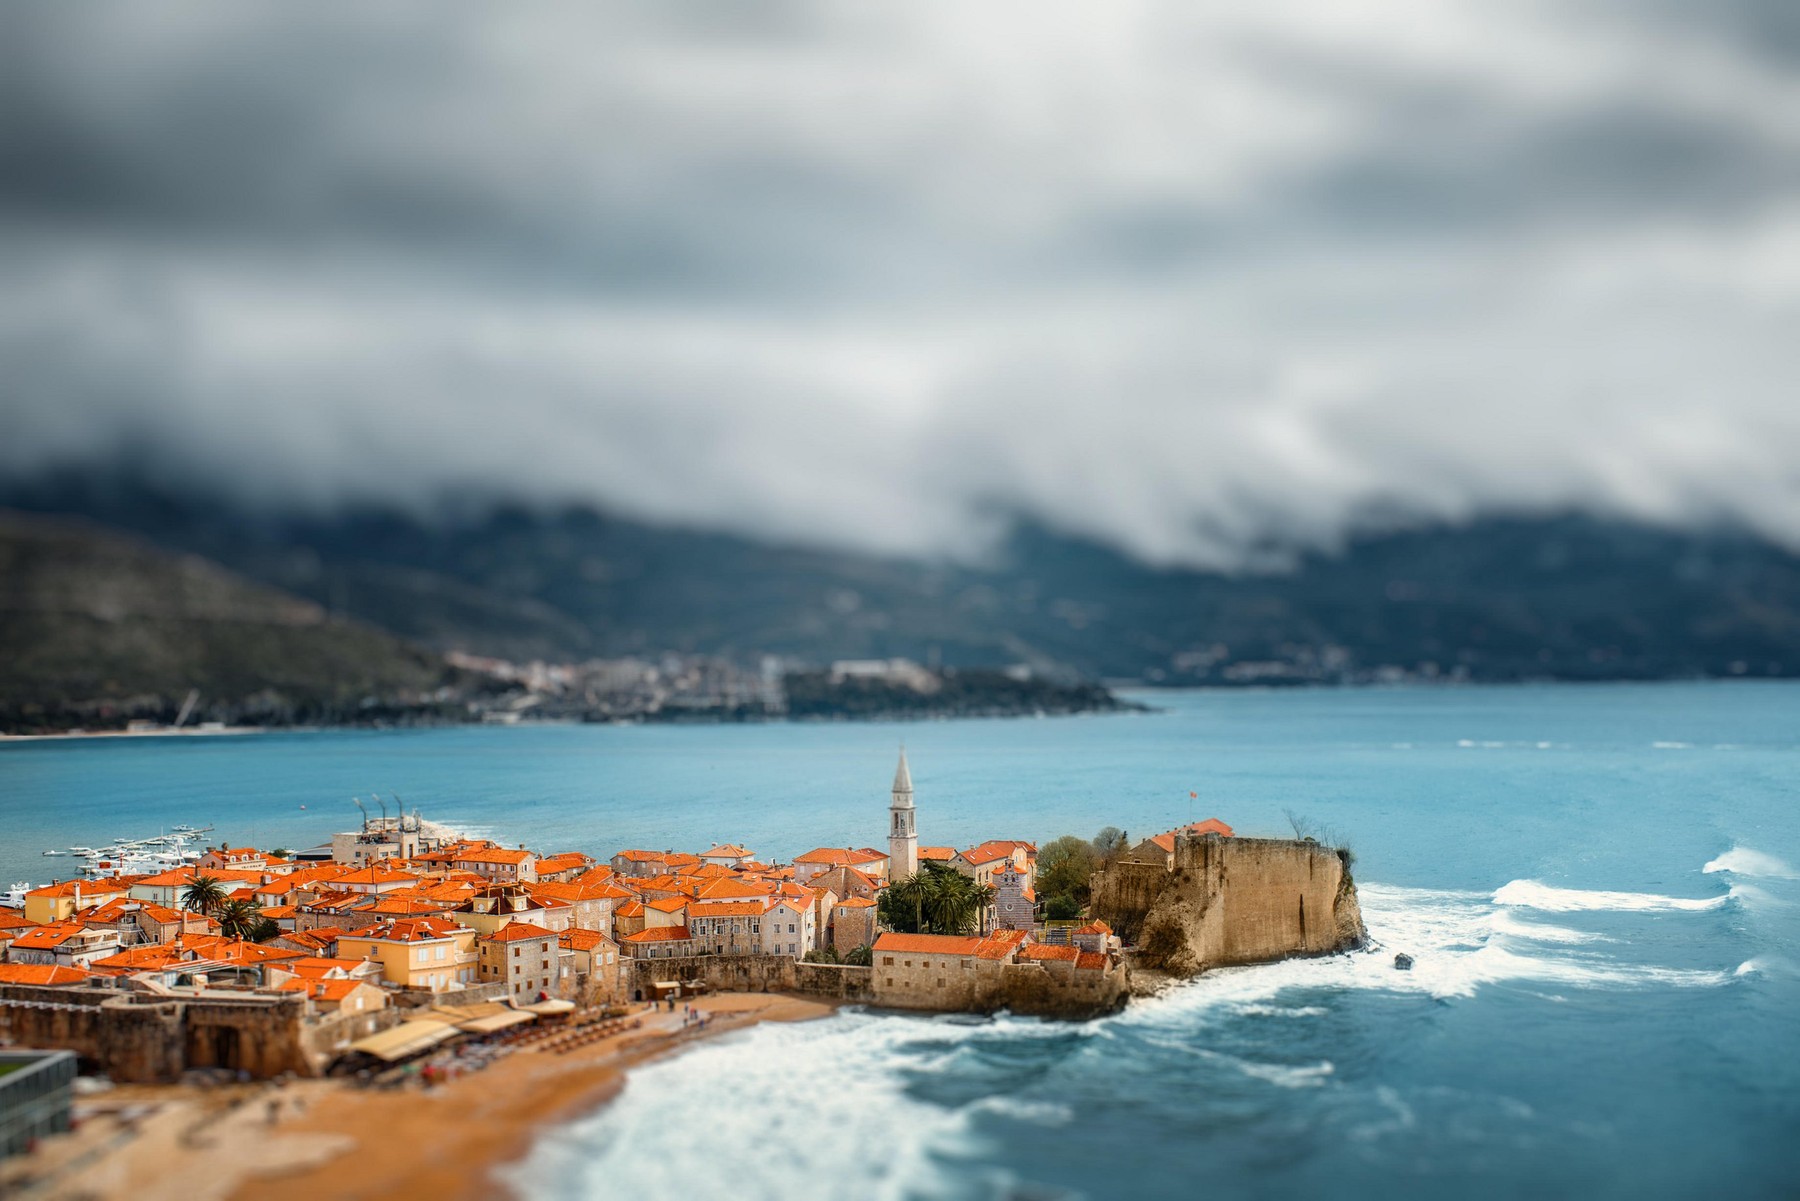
[1181,836,1352,965]
[628,955,872,1002]
[0,987,313,1082]
[1096,835,1365,977]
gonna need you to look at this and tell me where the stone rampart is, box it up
[0,985,315,1082]
[628,955,873,1002]
[1093,835,1366,979]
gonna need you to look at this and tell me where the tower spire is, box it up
[888,746,918,880]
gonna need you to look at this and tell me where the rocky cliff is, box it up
[1091,835,1366,984]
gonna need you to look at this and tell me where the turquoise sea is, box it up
[3,683,1798,1199]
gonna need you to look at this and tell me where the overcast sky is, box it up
[3,1,1800,565]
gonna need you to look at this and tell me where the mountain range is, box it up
[6,475,1800,697]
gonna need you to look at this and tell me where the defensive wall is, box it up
[627,955,874,1003]
[869,950,1127,1019]
[0,984,398,1082]
[1091,834,1366,979]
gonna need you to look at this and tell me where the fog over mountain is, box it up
[4,2,1800,566]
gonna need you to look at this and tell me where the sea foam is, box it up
[1492,879,1729,913]
[1702,846,1797,879]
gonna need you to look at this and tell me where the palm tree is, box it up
[878,863,994,936]
[181,874,228,916]
[214,898,265,941]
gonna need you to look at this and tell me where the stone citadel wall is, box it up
[1092,835,1366,979]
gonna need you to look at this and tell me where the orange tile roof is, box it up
[835,897,876,909]
[702,844,753,857]
[918,846,957,861]
[485,921,555,942]
[558,928,613,951]
[615,900,645,918]
[873,932,982,956]
[795,847,887,866]
[12,921,93,950]
[334,867,421,885]
[0,963,93,985]
[693,878,772,901]
[454,848,535,865]
[27,880,129,899]
[1073,920,1113,934]
[1075,952,1108,971]
[687,900,770,918]
[276,930,339,951]
[614,850,669,862]
[534,853,592,874]
[1021,943,1080,962]
[285,957,364,977]
[645,896,688,914]
[620,925,694,943]
[277,977,371,1002]
[530,881,621,903]
[344,917,464,943]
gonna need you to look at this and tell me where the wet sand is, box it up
[13,992,836,1201]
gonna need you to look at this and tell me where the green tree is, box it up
[1045,894,1083,921]
[1091,827,1130,863]
[842,944,874,967]
[878,863,994,936]
[215,898,265,940]
[180,874,228,916]
[804,947,841,964]
[1037,835,1098,907]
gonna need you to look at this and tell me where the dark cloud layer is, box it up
[4,1,1800,564]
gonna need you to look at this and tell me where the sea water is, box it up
[3,682,1798,1198]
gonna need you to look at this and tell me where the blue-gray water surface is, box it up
[3,683,1797,1199]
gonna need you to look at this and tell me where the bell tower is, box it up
[889,746,918,881]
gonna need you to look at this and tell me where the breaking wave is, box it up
[1703,846,1797,880]
[1493,880,1730,912]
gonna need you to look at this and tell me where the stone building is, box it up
[992,864,1036,932]
[761,897,816,958]
[337,918,478,993]
[478,921,563,1001]
[559,928,625,1004]
[619,926,696,959]
[870,931,1026,1009]
[452,847,539,884]
[830,897,878,955]
[687,899,768,955]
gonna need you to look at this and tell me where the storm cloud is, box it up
[4,1,1800,565]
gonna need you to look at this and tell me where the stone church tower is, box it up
[889,747,918,881]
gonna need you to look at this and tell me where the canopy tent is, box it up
[456,1009,537,1034]
[349,1018,460,1062]
[519,998,576,1016]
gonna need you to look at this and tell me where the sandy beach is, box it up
[5,992,837,1201]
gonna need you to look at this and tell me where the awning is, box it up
[519,998,576,1015]
[349,1018,460,1062]
[456,1009,537,1034]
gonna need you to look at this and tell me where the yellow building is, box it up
[337,917,478,993]
[23,880,129,926]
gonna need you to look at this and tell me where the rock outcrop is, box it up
[1091,834,1367,985]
